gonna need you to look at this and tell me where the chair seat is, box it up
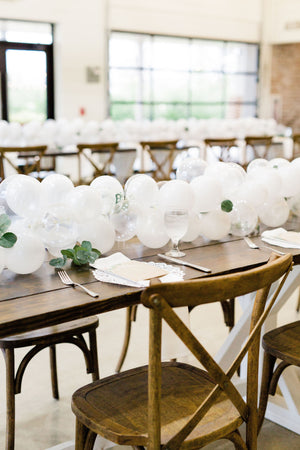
[72,361,242,448]
[0,316,99,348]
[262,320,300,367]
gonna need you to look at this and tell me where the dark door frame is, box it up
[0,41,54,121]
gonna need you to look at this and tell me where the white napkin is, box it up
[91,252,184,287]
[261,228,300,248]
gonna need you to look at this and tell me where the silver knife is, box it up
[157,254,211,273]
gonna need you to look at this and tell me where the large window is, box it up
[0,20,54,123]
[109,32,259,121]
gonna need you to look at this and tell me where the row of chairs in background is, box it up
[1,134,300,184]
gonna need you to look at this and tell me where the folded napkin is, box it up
[91,252,184,287]
[261,228,300,249]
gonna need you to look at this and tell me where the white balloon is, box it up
[125,174,159,207]
[259,199,290,227]
[182,212,200,242]
[268,158,289,169]
[136,209,169,248]
[232,180,267,209]
[110,202,137,242]
[66,186,103,222]
[91,176,124,204]
[248,167,282,203]
[278,165,300,198]
[190,176,223,213]
[5,233,46,274]
[247,158,268,174]
[77,217,115,254]
[41,174,74,206]
[230,200,258,237]
[205,163,244,197]
[159,180,195,211]
[176,158,208,182]
[5,175,41,219]
[199,210,231,240]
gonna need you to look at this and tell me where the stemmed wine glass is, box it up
[164,209,189,257]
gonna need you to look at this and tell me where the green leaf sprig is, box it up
[49,241,101,268]
[0,214,17,248]
[221,199,233,213]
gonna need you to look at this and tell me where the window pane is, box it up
[225,103,257,119]
[0,20,52,44]
[109,69,141,101]
[225,74,257,102]
[191,40,224,71]
[153,103,188,120]
[191,73,224,102]
[109,32,145,68]
[153,71,189,102]
[152,36,190,71]
[6,49,47,123]
[191,104,224,119]
[224,43,258,73]
[110,103,136,120]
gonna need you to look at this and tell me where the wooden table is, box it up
[1,235,300,434]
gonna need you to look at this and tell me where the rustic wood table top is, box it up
[1,234,300,340]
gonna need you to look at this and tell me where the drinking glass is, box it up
[164,209,189,257]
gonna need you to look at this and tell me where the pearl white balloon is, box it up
[205,163,244,197]
[248,167,282,203]
[278,165,300,198]
[5,175,41,219]
[268,158,289,169]
[125,174,159,207]
[182,212,201,242]
[67,186,103,222]
[232,180,267,209]
[5,233,46,274]
[136,209,169,248]
[247,158,268,174]
[77,217,115,254]
[199,210,231,240]
[91,176,124,204]
[190,176,223,213]
[259,199,290,227]
[41,174,74,207]
[230,200,258,237]
[176,158,208,182]
[159,180,195,211]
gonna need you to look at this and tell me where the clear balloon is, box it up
[182,212,201,242]
[158,180,194,211]
[259,199,290,227]
[5,233,46,274]
[230,200,258,236]
[77,216,115,254]
[136,208,169,248]
[199,210,231,240]
[176,158,208,182]
[190,176,223,213]
[110,201,137,241]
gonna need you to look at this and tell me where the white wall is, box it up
[0,0,107,119]
[269,0,300,44]
[0,0,264,121]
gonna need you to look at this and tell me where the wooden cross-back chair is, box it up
[204,137,238,164]
[140,140,179,181]
[0,145,47,181]
[244,136,274,161]
[76,142,119,184]
[292,134,300,160]
[72,253,292,450]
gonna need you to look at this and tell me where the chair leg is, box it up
[115,305,138,373]
[5,348,16,450]
[49,345,59,400]
[296,288,300,312]
[75,418,96,450]
[258,352,276,433]
[89,329,100,381]
[226,430,247,450]
[220,298,235,331]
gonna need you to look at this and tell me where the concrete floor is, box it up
[0,290,300,449]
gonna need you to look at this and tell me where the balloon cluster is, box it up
[0,155,299,276]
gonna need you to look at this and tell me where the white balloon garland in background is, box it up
[1,155,300,276]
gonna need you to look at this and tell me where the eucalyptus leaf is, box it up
[221,199,233,213]
[61,249,75,259]
[0,214,11,235]
[0,232,17,248]
[81,241,92,252]
[49,241,101,268]
[49,256,67,268]
[75,249,90,264]
[92,248,101,258]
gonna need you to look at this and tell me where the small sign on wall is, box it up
[86,66,101,83]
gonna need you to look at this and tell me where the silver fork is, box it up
[243,236,286,256]
[57,269,99,298]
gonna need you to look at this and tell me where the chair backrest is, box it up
[76,142,119,183]
[140,139,179,181]
[140,253,293,449]
[204,137,237,163]
[0,145,47,180]
[244,136,273,159]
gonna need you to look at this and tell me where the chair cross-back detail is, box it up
[140,140,179,181]
[72,253,292,450]
[0,145,47,181]
[76,142,119,184]
[244,136,273,161]
[204,138,238,164]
